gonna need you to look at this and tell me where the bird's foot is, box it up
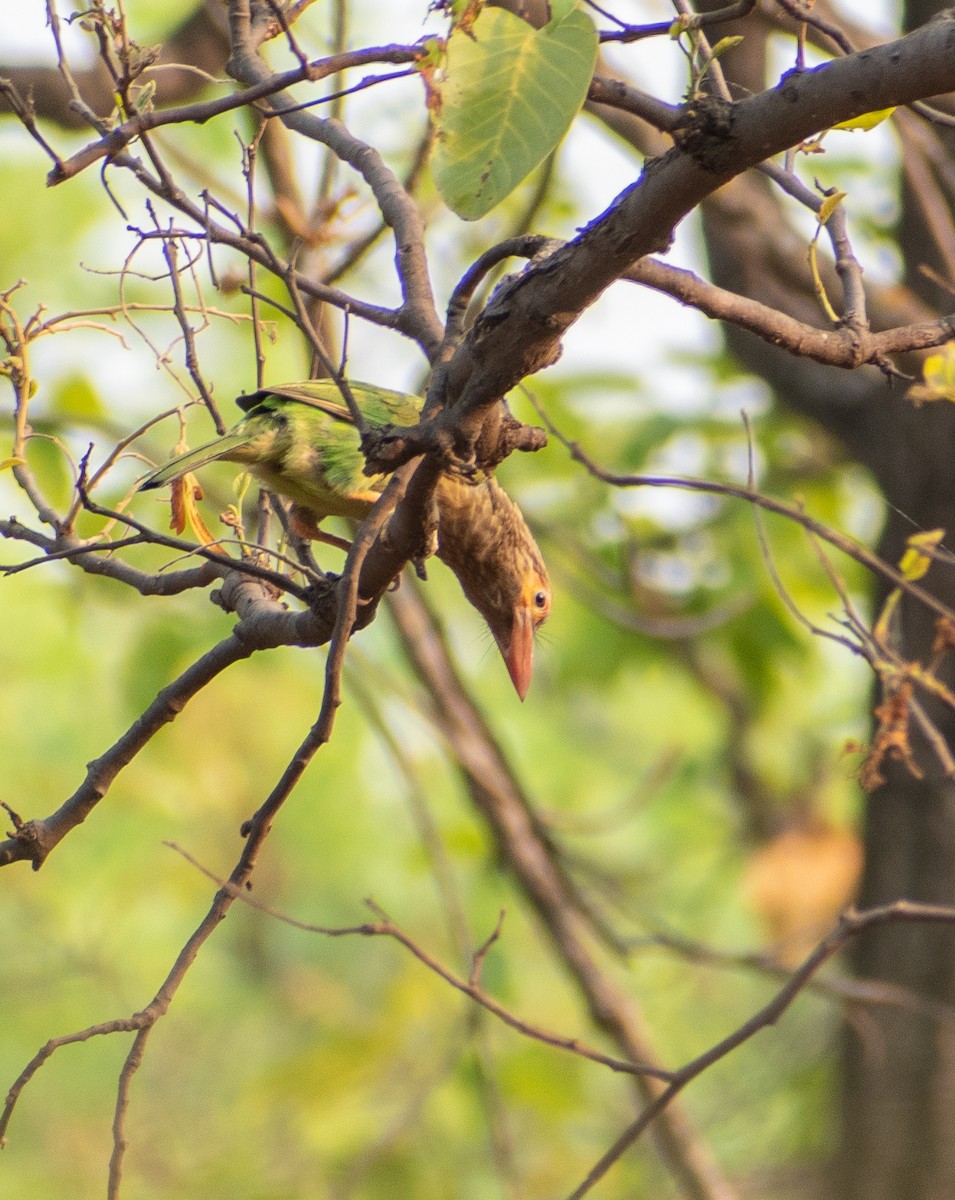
[361,421,457,476]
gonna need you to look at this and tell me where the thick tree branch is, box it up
[375,18,955,466]
[626,257,955,369]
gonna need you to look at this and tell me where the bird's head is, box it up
[435,473,551,700]
[455,524,551,702]
[486,565,551,701]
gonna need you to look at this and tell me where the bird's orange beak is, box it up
[501,608,535,701]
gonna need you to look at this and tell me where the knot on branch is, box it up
[211,566,285,618]
[672,96,737,172]
[361,409,547,479]
[306,574,383,638]
[496,411,548,458]
[5,819,49,871]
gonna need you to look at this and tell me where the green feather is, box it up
[140,380,423,520]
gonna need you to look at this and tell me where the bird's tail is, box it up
[138,431,254,491]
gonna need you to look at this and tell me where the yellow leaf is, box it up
[817,190,847,225]
[184,485,222,548]
[169,473,223,550]
[833,106,896,133]
[898,528,945,581]
[168,475,190,535]
[917,343,955,403]
[0,456,25,471]
[873,587,900,646]
[807,238,839,323]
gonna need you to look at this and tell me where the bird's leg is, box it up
[287,503,352,552]
[411,493,440,579]
[377,482,440,582]
[289,532,324,580]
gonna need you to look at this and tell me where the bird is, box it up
[140,380,551,698]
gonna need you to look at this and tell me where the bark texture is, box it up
[689,5,955,1197]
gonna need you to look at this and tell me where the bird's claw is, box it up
[360,424,404,475]
[361,422,459,477]
[444,455,480,481]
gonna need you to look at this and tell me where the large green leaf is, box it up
[432,3,598,220]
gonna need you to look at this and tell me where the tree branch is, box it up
[387,583,738,1200]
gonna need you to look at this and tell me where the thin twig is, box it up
[168,844,669,1078]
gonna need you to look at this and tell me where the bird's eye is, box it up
[533,590,548,609]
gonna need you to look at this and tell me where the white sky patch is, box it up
[1,1,93,64]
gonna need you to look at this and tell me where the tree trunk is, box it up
[689,4,955,1196]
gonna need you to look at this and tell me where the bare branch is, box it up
[167,845,670,1079]
[534,405,955,630]
[566,901,955,1199]
[626,257,955,369]
[44,45,420,185]
[387,582,736,1200]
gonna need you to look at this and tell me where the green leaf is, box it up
[432,4,598,220]
[709,35,744,59]
[547,0,581,19]
[132,79,157,116]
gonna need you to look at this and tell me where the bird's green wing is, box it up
[236,381,423,507]
[237,380,422,427]
[141,380,424,520]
